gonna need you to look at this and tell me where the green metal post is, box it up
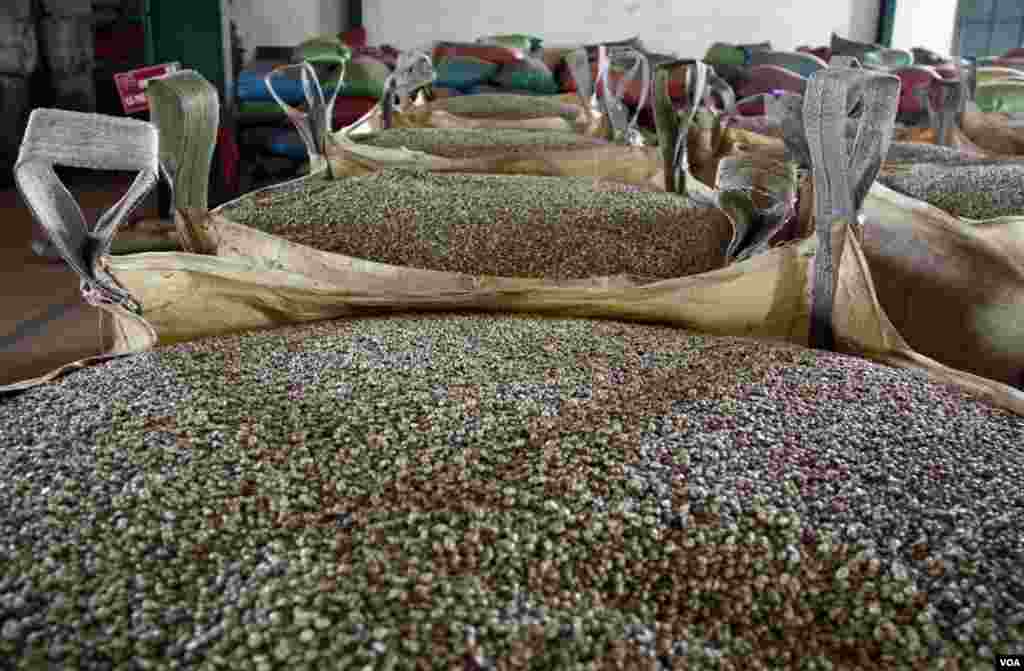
[349,0,363,29]
[144,0,228,96]
[877,0,897,47]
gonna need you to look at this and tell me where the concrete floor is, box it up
[0,174,160,387]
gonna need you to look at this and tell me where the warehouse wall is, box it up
[231,0,348,49]
[363,0,886,54]
[227,0,961,58]
[891,0,959,56]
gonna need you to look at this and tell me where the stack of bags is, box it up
[704,34,939,123]
[970,50,1024,114]
[9,49,1024,671]
[20,57,1024,414]
[431,35,558,96]
[412,35,689,142]
[0,0,96,184]
[233,30,689,182]
[0,0,34,183]
[233,27,400,187]
[701,34,1009,149]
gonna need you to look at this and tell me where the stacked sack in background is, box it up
[431,35,559,96]
[968,47,1024,115]
[704,35,1024,145]
[0,0,35,183]
[231,25,1024,189]
[1,0,96,185]
[232,29,691,188]
[233,27,399,191]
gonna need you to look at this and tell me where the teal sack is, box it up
[492,57,560,94]
[435,56,501,92]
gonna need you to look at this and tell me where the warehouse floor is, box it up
[0,175,159,387]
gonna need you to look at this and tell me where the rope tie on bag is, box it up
[266,60,343,174]
[14,109,162,315]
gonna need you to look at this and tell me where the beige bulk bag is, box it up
[7,69,1023,418]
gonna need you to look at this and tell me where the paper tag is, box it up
[114,63,181,114]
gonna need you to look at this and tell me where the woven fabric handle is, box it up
[927,78,963,147]
[961,59,978,110]
[266,61,342,170]
[599,45,651,144]
[806,68,900,221]
[14,108,160,313]
[652,59,710,194]
[378,49,434,129]
[145,70,220,213]
[565,48,596,108]
[716,155,800,262]
[705,67,735,111]
[802,66,900,350]
[387,50,435,99]
[674,60,709,181]
[594,45,613,138]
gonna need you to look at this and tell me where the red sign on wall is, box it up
[113,62,181,114]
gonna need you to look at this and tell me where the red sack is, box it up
[735,96,766,116]
[797,46,832,63]
[992,57,1024,69]
[893,66,940,116]
[339,27,368,48]
[735,65,807,99]
[333,95,378,127]
[217,127,240,196]
[933,62,960,80]
[353,45,399,69]
[561,60,683,108]
[433,42,524,65]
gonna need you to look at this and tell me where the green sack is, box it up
[341,57,391,99]
[705,43,747,66]
[861,50,884,67]
[236,100,287,124]
[975,80,1024,113]
[878,48,913,68]
[478,34,542,53]
[492,56,560,94]
[295,36,351,68]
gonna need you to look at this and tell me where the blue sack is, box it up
[236,68,339,104]
[434,57,500,93]
[267,128,308,161]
